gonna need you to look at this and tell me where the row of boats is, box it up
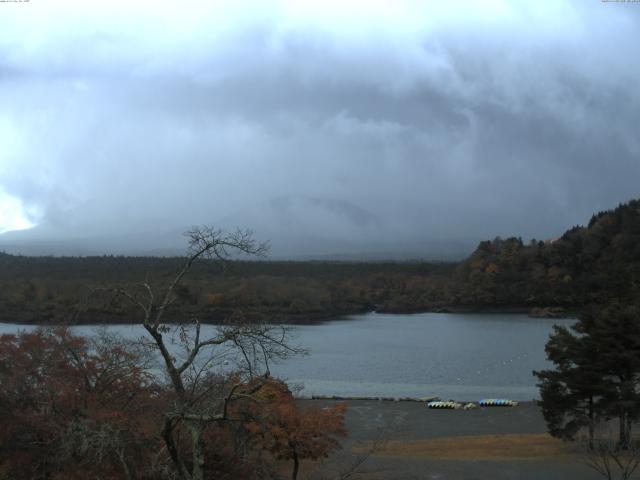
[427,399,519,409]
[309,395,519,408]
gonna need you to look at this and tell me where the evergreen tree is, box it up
[536,303,640,449]
[535,323,605,447]
[580,304,640,448]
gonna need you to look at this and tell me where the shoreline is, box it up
[0,304,577,326]
[303,399,599,479]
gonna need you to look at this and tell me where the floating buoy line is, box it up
[448,352,530,385]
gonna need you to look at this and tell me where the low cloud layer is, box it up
[1,1,639,257]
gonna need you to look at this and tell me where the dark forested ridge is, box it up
[1,199,639,324]
[0,254,455,324]
[453,199,640,315]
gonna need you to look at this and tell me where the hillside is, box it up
[451,199,640,313]
[0,199,638,324]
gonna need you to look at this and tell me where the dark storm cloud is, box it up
[0,1,639,256]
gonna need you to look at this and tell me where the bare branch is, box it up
[84,226,313,480]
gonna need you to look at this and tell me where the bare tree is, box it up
[110,227,304,480]
[583,436,640,480]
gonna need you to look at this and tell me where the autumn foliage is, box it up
[246,379,347,479]
[0,329,347,479]
[0,327,163,479]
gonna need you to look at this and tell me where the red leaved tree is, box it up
[246,379,347,480]
[0,327,162,480]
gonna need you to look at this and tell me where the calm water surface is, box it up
[0,312,573,400]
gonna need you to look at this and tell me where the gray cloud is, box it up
[0,1,639,258]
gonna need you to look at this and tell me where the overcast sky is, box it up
[0,0,639,256]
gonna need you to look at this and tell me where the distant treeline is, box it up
[2,199,639,324]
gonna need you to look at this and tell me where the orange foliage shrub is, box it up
[246,379,347,480]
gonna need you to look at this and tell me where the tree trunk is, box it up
[162,417,190,480]
[619,412,629,450]
[291,448,299,480]
[588,395,594,450]
[191,422,205,480]
[117,449,133,480]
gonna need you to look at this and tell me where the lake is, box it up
[0,312,573,401]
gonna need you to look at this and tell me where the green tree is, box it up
[535,323,605,447]
[580,304,640,448]
[535,303,640,449]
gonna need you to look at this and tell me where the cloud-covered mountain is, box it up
[1,2,638,257]
[0,194,474,259]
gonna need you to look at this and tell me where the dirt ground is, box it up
[299,399,612,480]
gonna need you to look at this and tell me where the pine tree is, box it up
[535,323,606,447]
[580,304,640,448]
[535,303,640,449]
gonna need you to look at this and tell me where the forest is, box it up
[1,199,639,325]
